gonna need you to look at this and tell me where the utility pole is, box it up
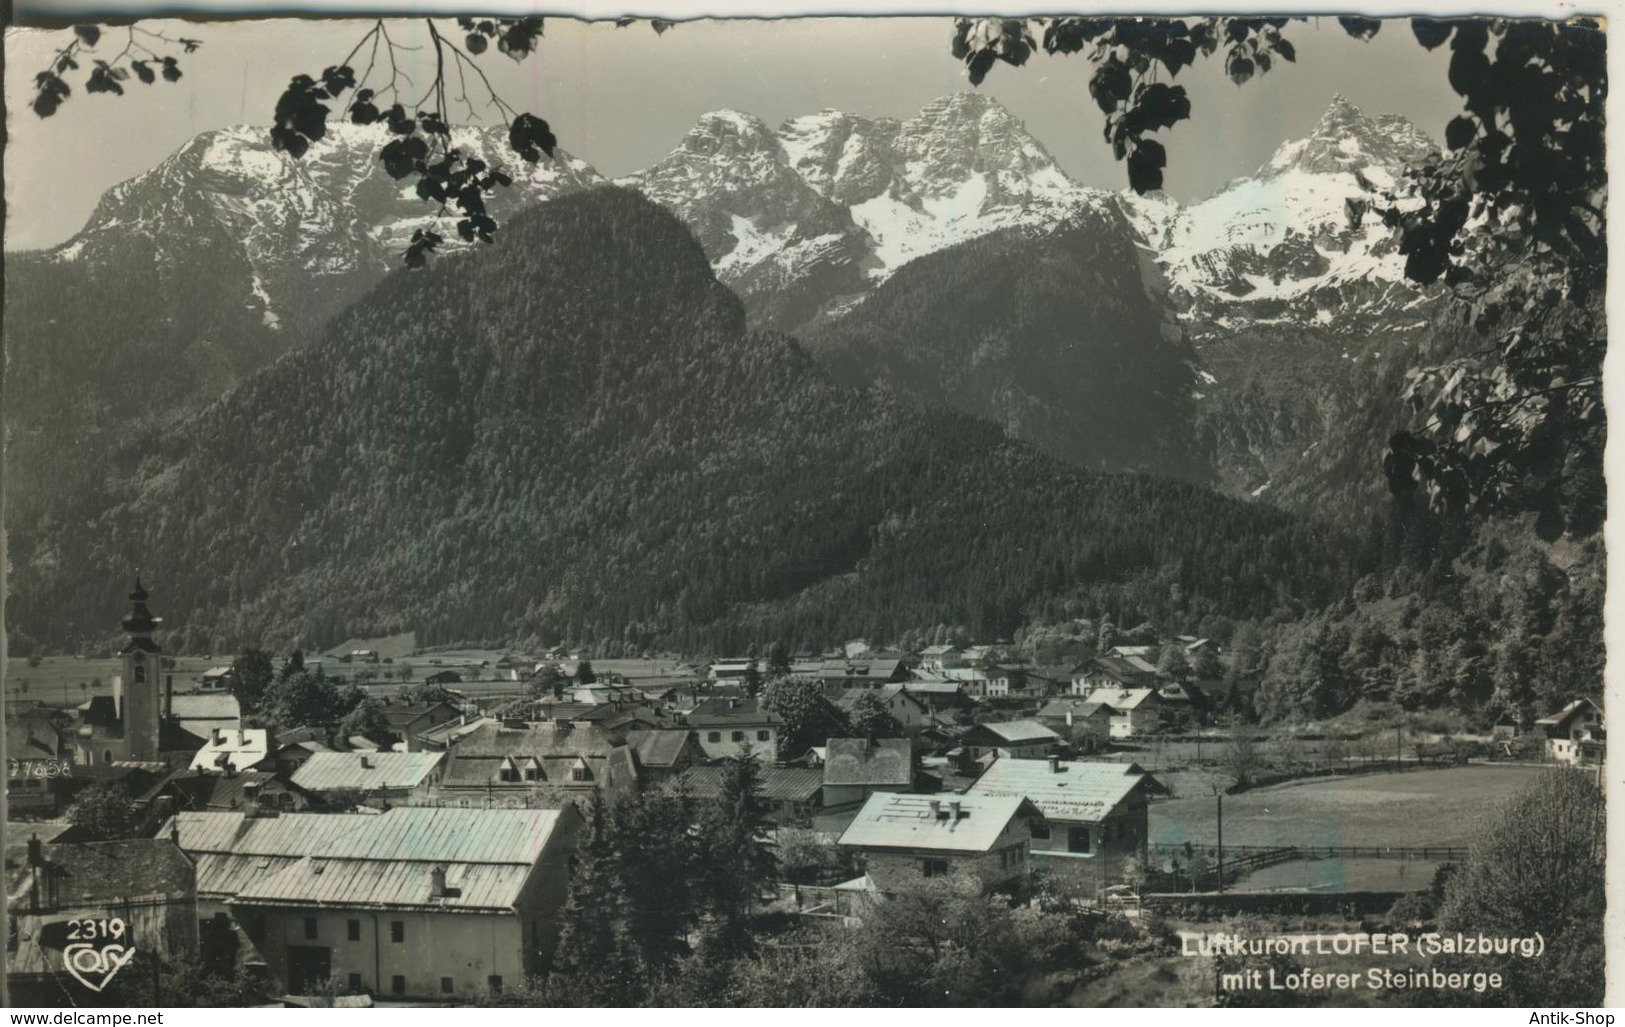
[1215,790,1224,894]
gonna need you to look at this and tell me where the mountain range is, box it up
[6,93,1462,538]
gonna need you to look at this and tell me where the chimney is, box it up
[26,834,44,867]
[360,754,373,770]
[929,799,943,819]
[948,799,962,820]
[213,727,225,745]
[1048,755,1061,774]
[430,866,447,898]
[237,729,246,747]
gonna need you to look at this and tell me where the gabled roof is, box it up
[381,701,460,730]
[670,765,823,803]
[962,720,1061,745]
[7,838,194,903]
[968,757,1162,823]
[1095,688,1160,711]
[189,728,271,773]
[168,807,567,864]
[289,751,443,791]
[1535,697,1604,730]
[626,729,694,768]
[452,720,621,759]
[839,793,1031,853]
[920,645,958,657]
[1086,656,1159,682]
[1037,698,1111,721]
[823,738,912,787]
[169,807,574,911]
[687,697,783,727]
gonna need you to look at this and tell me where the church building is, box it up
[73,580,206,766]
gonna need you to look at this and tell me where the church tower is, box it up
[118,578,165,760]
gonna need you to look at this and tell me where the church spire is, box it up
[120,577,162,652]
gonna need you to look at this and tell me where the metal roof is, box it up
[289,751,443,791]
[168,807,565,865]
[838,793,1028,853]
[968,757,1159,824]
[1093,688,1160,711]
[231,856,534,913]
[965,720,1061,744]
[823,738,911,786]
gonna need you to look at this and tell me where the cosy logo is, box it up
[42,917,137,992]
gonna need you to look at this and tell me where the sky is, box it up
[3,16,1463,252]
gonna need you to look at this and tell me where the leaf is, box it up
[1227,54,1255,85]
[1088,57,1131,113]
[508,112,557,162]
[161,62,182,83]
[1274,38,1296,62]
[1445,115,1477,150]
[1337,17,1381,41]
[1448,48,1492,98]
[466,33,488,55]
[73,24,101,47]
[967,50,996,86]
[1411,18,1453,50]
[1126,139,1166,194]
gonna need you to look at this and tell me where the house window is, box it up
[1030,822,1051,840]
[731,731,745,743]
[487,975,503,995]
[303,917,318,940]
[524,768,538,781]
[707,731,721,743]
[920,858,950,878]
[441,977,455,995]
[571,767,588,782]
[756,730,770,742]
[1068,827,1091,854]
[103,749,113,765]
[390,920,405,943]
[347,974,362,994]
[346,919,361,942]
[391,975,406,995]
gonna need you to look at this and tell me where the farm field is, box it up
[1149,765,1543,850]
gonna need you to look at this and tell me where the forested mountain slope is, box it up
[7,190,1362,656]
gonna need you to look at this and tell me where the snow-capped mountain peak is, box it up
[1263,93,1438,181]
[1122,95,1442,341]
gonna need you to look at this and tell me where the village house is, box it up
[671,765,825,824]
[935,666,1006,699]
[822,738,913,807]
[197,666,236,691]
[838,792,1040,895]
[1036,697,1113,753]
[189,727,272,774]
[168,806,583,999]
[169,691,244,743]
[418,716,499,752]
[290,751,445,806]
[904,681,972,715]
[1071,656,1158,697]
[686,697,784,763]
[981,666,1031,699]
[958,720,1063,762]
[625,729,701,786]
[6,835,198,1004]
[1536,698,1605,765]
[1094,689,1164,739]
[916,645,964,673]
[380,700,462,752]
[966,756,1163,875]
[436,720,640,803]
[816,659,911,691]
[158,768,313,814]
[708,660,758,683]
[835,684,934,730]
